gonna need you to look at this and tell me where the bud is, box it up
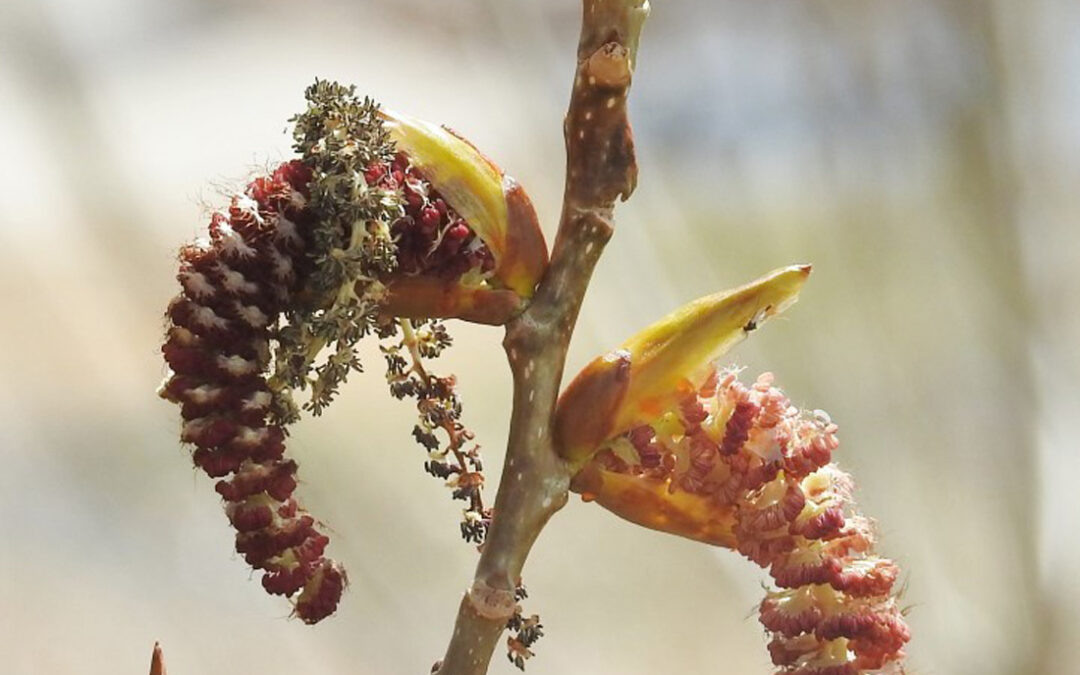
[288,80,548,331]
[381,110,548,306]
[553,267,909,673]
[555,265,811,466]
[149,643,166,675]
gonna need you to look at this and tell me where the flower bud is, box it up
[379,109,549,323]
[555,265,811,466]
[149,643,166,675]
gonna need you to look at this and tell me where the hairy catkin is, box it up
[160,160,345,624]
[720,375,909,674]
[604,369,910,673]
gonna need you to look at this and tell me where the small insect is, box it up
[744,305,772,333]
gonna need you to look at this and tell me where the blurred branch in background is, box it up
[149,643,166,675]
[1,0,1078,673]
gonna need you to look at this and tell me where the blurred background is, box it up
[1,0,1077,673]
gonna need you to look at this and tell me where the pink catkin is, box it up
[611,368,909,673]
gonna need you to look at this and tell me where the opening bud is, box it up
[551,268,908,671]
[555,264,811,466]
[378,110,549,324]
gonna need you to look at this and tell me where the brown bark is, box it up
[434,2,649,673]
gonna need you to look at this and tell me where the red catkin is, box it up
[162,144,500,623]
[161,161,348,623]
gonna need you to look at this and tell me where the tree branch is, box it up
[435,1,649,673]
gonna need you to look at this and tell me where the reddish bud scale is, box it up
[588,369,909,673]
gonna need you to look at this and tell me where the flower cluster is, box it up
[159,159,345,623]
[379,153,496,281]
[162,80,548,622]
[271,80,403,417]
[383,318,491,544]
[579,368,909,673]
[505,582,544,671]
[556,266,909,673]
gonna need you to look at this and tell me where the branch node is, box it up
[467,579,518,621]
[585,42,632,89]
